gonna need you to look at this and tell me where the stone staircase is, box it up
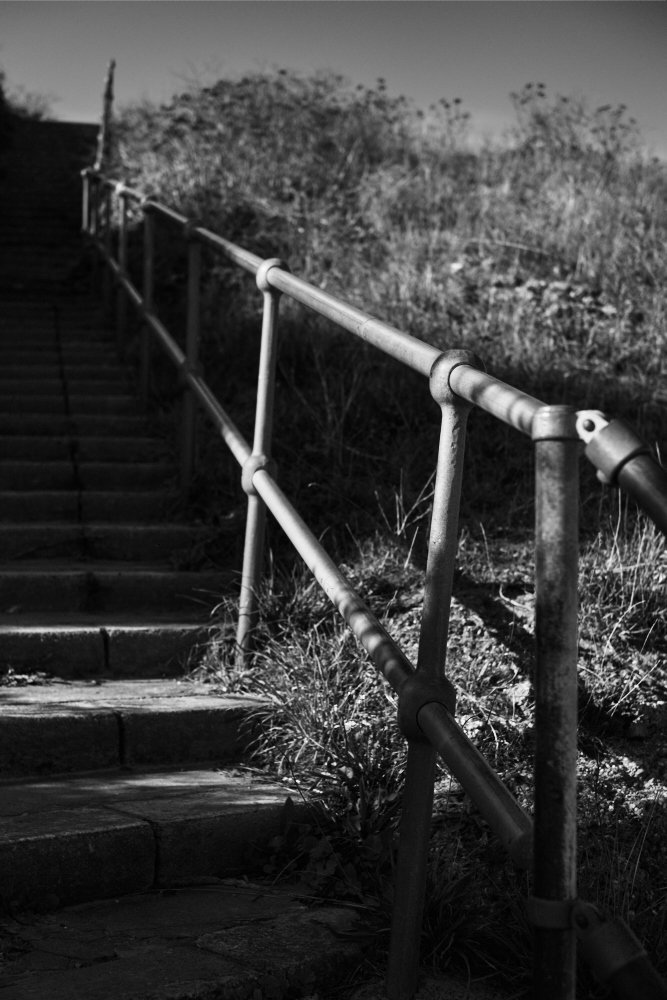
[0,293,237,678]
[0,119,368,998]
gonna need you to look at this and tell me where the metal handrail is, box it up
[81,164,667,1000]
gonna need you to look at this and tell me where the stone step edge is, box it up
[0,765,299,912]
[0,619,227,678]
[0,882,363,1000]
[0,684,268,777]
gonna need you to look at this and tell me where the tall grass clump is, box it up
[112,70,667,537]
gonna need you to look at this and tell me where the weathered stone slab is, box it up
[0,807,155,909]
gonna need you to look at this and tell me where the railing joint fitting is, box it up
[531,404,580,442]
[242,453,277,496]
[256,258,289,294]
[397,672,456,742]
[429,349,484,408]
[526,894,577,929]
[184,220,201,242]
[179,359,203,385]
[579,416,652,486]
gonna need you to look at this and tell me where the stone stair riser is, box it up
[0,491,178,521]
[0,624,213,678]
[0,437,167,461]
[0,524,205,561]
[0,461,173,489]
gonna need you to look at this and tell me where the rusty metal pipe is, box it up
[140,208,155,408]
[387,352,475,999]
[418,701,533,868]
[181,236,201,494]
[116,188,128,353]
[193,226,263,275]
[81,170,91,234]
[236,261,286,662]
[449,363,545,436]
[532,406,580,1000]
[252,468,415,692]
[267,266,439,376]
[102,187,113,312]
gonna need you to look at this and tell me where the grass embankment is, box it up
[110,73,667,994]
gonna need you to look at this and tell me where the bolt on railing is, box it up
[81,164,667,1000]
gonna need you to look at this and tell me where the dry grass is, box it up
[113,70,667,993]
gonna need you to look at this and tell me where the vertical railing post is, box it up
[181,225,201,495]
[387,351,477,1000]
[140,204,155,409]
[94,58,116,171]
[89,174,101,295]
[116,184,128,355]
[531,405,580,1000]
[81,169,91,235]
[236,258,288,665]
[102,184,113,313]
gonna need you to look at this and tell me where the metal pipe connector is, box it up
[573,901,667,1000]
[397,673,456,741]
[582,417,649,484]
[242,454,277,496]
[579,416,667,535]
[429,348,484,408]
[256,257,289,293]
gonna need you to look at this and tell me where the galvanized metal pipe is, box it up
[143,199,189,229]
[81,170,91,234]
[194,225,263,275]
[532,406,580,1000]
[181,236,201,494]
[418,700,533,868]
[140,208,155,408]
[236,261,285,661]
[267,266,440,376]
[182,371,252,468]
[116,188,128,353]
[449,363,545,437]
[387,352,475,1000]
[102,186,113,311]
[252,468,414,692]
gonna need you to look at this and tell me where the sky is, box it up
[1,1,666,157]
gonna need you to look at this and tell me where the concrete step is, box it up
[0,764,293,910]
[0,379,129,396]
[0,461,172,489]
[0,680,264,776]
[0,396,67,415]
[0,349,120,366]
[1,364,131,381]
[0,490,179,521]
[0,563,231,614]
[0,882,361,1000]
[0,436,167,461]
[0,414,152,435]
[0,523,203,561]
[0,461,75,490]
[0,616,219,678]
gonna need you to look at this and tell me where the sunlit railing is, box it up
[80,159,667,1000]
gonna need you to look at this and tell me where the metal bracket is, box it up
[242,453,277,496]
[573,900,653,986]
[429,349,484,409]
[397,672,456,742]
[256,257,289,294]
[526,895,575,929]
[531,404,579,442]
[577,414,651,485]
